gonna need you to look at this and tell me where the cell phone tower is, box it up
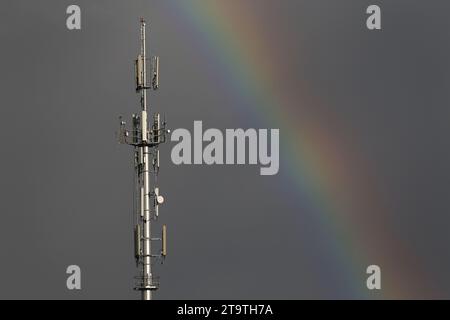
[117,18,168,300]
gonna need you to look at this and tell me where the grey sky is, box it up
[1,0,450,299]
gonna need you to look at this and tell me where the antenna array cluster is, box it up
[117,19,169,301]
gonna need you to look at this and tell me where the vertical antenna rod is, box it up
[118,18,168,301]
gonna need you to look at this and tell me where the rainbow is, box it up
[160,1,433,299]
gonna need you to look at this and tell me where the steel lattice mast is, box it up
[118,18,168,300]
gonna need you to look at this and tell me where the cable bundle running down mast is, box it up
[117,19,168,300]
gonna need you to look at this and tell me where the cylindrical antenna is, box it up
[152,56,159,90]
[162,225,167,257]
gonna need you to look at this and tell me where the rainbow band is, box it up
[161,1,432,299]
